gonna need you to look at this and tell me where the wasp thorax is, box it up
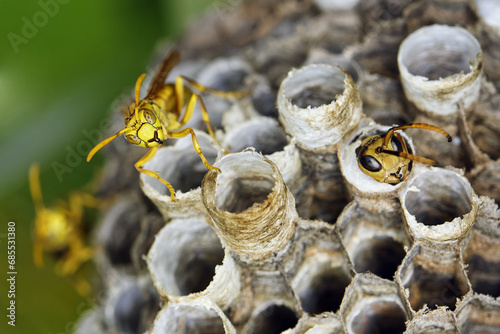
[39,209,73,250]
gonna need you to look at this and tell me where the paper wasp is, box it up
[87,50,246,200]
[355,123,452,184]
[29,163,95,296]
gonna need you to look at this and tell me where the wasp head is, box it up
[355,123,452,185]
[356,132,411,184]
[124,102,164,148]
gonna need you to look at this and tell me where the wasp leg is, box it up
[56,238,94,296]
[175,76,186,118]
[178,91,216,137]
[173,77,227,152]
[33,235,44,268]
[57,240,94,277]
[135,146,177,201]
[174,77,215,137]
[179,75,250,99]
[29,163,45,214]
[29,163,46,267]
[169,128,221,173]
[67,193,85,229]
[67,192,101,226]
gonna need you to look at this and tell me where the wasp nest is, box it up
[77,0,500,333]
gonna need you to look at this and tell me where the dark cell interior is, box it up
[114,284,144,333]
[405,265,467,311]
[465,254,500,297]
[207,69,248,92]
[172,150,218,193]
[472,122,500,160]
[255,51,308,90]
[175,243,224,295]
[182,313,226,334]
[460,319,500,334]
[405,174,472,226]
[105,209,142,265]
[299,269,352,314]
[217,177,275,213]
[308,196,349,225]
[407,52,471,80]
[351,301,407,334]
[229,124,287,155]
[355,47,400,79]
[114,284,159,334]
[289,84,339,108]
[409,200,464,226]
[250,305,299,334]
[353,236,406,280]
[251,88,278,118]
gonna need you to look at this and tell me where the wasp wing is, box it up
[146,50,181,98]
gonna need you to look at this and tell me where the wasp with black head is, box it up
[356,123,452,184]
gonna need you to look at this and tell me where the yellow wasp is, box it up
[29,163,95,296]
[87,50,246,200]
[356,123,452,184]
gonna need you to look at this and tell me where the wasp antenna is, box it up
[135,73,147,106]
[385,123,452,145]
[87,128,128,162]
[383,127,399,148]
[381,149,437,165]
[29,163,45,213]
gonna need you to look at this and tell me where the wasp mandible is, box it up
[87,50,246,200]
[355,123,452,184]
[29,163,95,296]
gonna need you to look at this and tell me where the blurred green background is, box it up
[0,0,219,332]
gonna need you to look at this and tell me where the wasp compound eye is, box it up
[143,110,156,125]
[126,134,141,145]
[390,136,404,153]
[360,155,382,172]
